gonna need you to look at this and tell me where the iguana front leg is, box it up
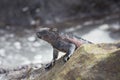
[45,48,58,69]
[63,43,76,62]
[45,43,76,69]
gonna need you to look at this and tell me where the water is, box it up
[82,24,116,43]
[0,29,53,68]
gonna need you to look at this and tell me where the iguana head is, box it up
[36,28,58,42]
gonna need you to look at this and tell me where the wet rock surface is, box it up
[0,63,45,80]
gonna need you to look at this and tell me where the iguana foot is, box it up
[45,61,55,70]
[63,56,70,62]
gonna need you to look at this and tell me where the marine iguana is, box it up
[36,28,93,69]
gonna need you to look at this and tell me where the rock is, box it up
[35,42,120,80]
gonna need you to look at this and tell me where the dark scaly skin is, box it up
[36,28,93,69]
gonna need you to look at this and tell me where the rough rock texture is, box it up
[35,42,120,80]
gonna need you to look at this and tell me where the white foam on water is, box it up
[82,24,116,43]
